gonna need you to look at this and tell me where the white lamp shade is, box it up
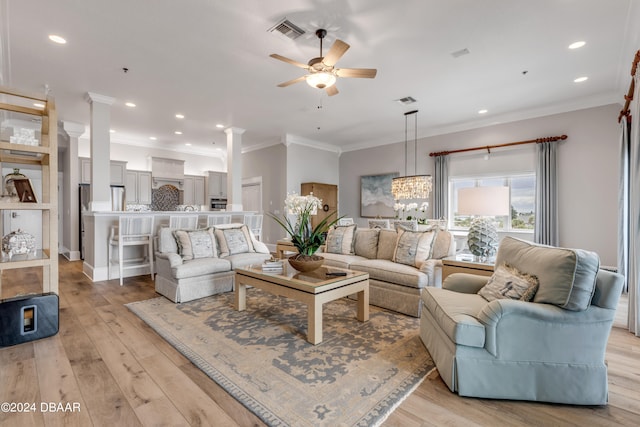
[306,72,336,89]
[458,186,510,216]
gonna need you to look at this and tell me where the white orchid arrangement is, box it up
[394,201,429,223]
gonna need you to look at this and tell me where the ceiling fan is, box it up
[270,29,377,96]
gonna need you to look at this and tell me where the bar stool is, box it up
[108,215,155,286]
[243,214,263,240]
[169,215,199,229]
[207,214,232,227]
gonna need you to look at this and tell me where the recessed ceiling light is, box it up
[48,35,66,44]
[149,136,157,140]
[216,124,225,128]
[175,131,182,135]
[478,109,488,114]
[110,129,116,133]
[569,41,586,49]
[185,143,192,146]
[33,103,45,108]
[175,114,185,119]
[125,102,136,107]
[574,76,588,83]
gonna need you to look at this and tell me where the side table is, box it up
[442,255,495,281]
[275,239,298,259]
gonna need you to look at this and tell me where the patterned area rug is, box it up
[126,289,434,427]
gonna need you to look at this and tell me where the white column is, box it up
[225,127,245,212]
[63,121,85,260]
[85,92,114,211]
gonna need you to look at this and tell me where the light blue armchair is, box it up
[419,237,624,405]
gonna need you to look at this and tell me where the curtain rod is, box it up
[618,49,640,123]
[428,135,567,157]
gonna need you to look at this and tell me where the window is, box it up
[449,173,535,232]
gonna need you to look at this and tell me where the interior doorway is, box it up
[242,177,262,212]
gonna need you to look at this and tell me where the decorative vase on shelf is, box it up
[3,168,27,197]
[2,229,36,259]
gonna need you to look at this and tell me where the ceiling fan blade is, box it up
[336,68,377,78]
[325,85,339,96]
[270,54,309,69]
[277,75,307,87]
[322,39,350,67]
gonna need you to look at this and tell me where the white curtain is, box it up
[433,155,449,219]
[534,142,559,246]
[626,76,640,336]
[618,116,630,290]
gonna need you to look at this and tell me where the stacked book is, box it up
[261,259,284,273]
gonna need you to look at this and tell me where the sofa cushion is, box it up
[214,224,255,257]
[421,288,486,348]
[326,224,357,254]
[173,228,218,261]
[224,252,271,269]
[496,237,599,311]
[172,257,231,279]
[430,229,453,260]
[478,263,539,302]
[376,229,398,260]
[350,259,429,288]
[157,226,179,254]
[321,252,366,269]
[393,229,436,267]
[354,228,380,259]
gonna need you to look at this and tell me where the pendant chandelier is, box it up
[391,110,432,200]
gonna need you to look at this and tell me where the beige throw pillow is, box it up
[326,224,357,255]
[393,229,436,267]
[173,228,218,261]
[214,224,255,257]
[354,228,379,259]
[479,263,539,302]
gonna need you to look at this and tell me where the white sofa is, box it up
[154,223,271,303]
[318,225,456,317]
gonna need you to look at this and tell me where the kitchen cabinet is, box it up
[0,86,58,293]
[183,175,206,205]
[79,158,128,185]
[208,171,227,198]
[125,170,152,204]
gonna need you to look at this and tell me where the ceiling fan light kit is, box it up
[270,28,377,96]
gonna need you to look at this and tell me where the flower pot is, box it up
[288,254,324,272]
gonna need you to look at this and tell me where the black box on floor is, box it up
[0,293,59,347]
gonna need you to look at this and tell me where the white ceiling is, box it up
[3,0,639,157]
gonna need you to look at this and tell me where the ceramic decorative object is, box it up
[3,168,27,196]
[2,229,36,258]
[288,254,325,272]
[467,217,498,260]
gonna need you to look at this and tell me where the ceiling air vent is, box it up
[268,18,305,40]
[451,48,470,58]
[395,96,417,105]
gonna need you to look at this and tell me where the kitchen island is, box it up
[82,211,256,282]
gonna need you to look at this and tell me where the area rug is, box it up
[126,289,434,427]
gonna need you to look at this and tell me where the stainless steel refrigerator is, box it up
[79,184,126,259]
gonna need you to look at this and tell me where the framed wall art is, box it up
[13,178,38,203]
[360,172,398,218]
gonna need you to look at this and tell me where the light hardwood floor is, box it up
[1,258,639,427]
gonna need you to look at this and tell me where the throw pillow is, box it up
[376,229,398,260]
[478,263,539,302]
[393,229,436,267]
[354,228,379,259]
[325,224,357,255]
[393,220,418,231]
[495,236,599,311]
[214,224,256,257]
[173,228,218,261]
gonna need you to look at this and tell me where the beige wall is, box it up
[339,104,621,266]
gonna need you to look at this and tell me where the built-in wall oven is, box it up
[210,198,227,211]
